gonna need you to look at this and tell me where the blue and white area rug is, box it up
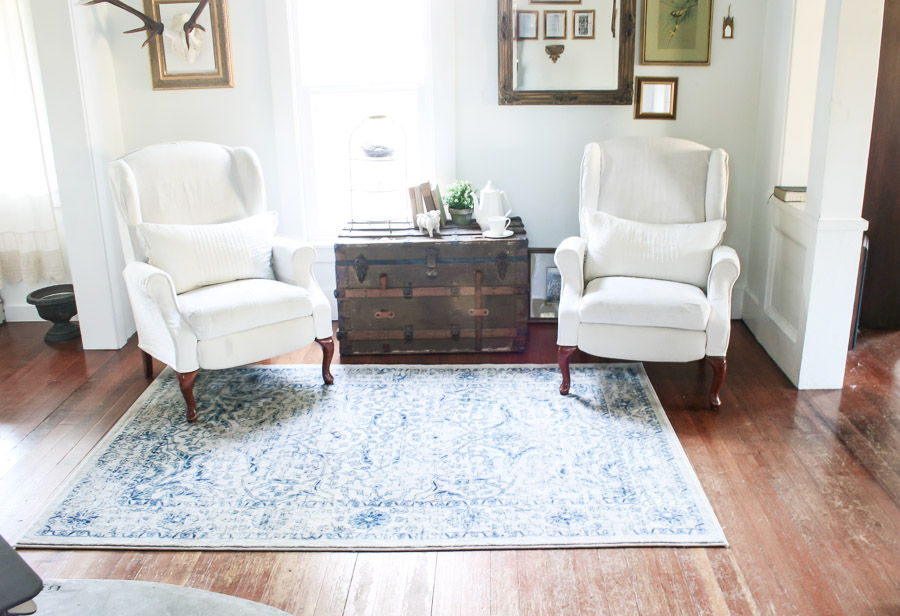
[19,364,726,550]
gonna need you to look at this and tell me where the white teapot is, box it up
[475,180,512,231]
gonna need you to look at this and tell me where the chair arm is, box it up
[705,245,741,357]
[271,237,333,339]
[554,236,587,346]
[123,262,198,372]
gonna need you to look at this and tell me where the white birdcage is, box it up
[348,115,407,224]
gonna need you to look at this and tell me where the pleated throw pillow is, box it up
[138,212,277,294]
[582,210,725,288]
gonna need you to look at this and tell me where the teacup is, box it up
[487,215,511,235]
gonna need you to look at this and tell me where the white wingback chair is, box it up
[555,137,741,408]
[109,142,335,422]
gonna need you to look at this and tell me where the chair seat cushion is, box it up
[177,279,313,340]
[579,276,711,331]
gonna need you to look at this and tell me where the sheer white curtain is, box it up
[0,0,65,288]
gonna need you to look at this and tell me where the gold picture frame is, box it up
[543,11,567,39]
[143,0,233,90]
[634,76,678,119]
[573,10,595,39]
[640,0,712,65]
[516,10,539,39]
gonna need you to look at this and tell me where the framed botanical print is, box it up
[516,10,539,39]
[143,0,233,89]
[640,0,713,65]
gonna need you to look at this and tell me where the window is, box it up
[293,0,438,240]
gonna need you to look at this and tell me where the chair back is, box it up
[108,142,267,263]
[579,137,728,233]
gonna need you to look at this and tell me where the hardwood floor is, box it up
[1,321,898,615]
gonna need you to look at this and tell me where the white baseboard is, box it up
[3,303,41,322]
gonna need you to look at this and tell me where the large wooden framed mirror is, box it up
[498,0,635,105]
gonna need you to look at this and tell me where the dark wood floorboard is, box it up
[1,320,899,615]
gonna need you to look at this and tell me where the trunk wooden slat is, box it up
[334,219,529,354]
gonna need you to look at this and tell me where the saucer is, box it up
[483,229,514,239]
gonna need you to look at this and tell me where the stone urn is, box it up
[26,284,80,343]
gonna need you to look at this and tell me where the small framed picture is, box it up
[544,11,567,39]
[634,76,678,119]
[573,10,595,39]
[529,248,559,322]
[517,11,539,39]
[529,0,581,4]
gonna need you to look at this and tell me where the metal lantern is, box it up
[348,115,407,224]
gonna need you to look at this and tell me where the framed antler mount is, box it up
[86,0,232,90]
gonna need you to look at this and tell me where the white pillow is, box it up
[582,210,725,287]
[139,212,278,294]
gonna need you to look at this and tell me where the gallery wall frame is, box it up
[544,11,567,39]
[499,0,636,105]
[640,0,712,65]
[517,10,539,39]
[573,10,596,39]
[143,0,233,90]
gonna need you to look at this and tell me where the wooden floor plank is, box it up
[594,549,641,615]
[431,551,491,616]
[490,551,521,616]
[257,552,336,615]
[570,549,610,616]
[515,550,580,616]
[676,549,733,616]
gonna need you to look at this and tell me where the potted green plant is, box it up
[444,180,476,226]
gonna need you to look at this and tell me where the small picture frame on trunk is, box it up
[529,248,559,322]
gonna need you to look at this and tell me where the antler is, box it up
[182,0,210,48]
[84,0,164,47]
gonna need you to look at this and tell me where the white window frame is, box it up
[267,0,455,249]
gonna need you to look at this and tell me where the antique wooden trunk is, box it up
[334,219,529,355]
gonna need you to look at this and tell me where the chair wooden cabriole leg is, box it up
[316,336,335,385]
[558,345,578,395]
[176,370,200,423]
[141,350,153,379]
[707,356,727,410]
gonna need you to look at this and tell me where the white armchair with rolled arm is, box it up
[555,137,741,408]
[109,142,335,423]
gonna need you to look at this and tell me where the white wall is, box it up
[25,0,134,349]
[455,0,769,317]
[104,1,295,234]
[742,0,883,389]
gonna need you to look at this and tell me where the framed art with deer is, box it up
[142,0,233,89]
